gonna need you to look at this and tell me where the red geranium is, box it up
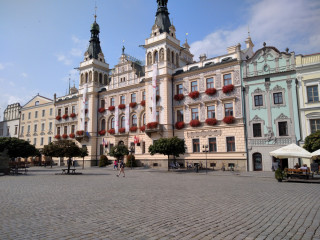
[54,134,61,139]
[118,104,126,110]
[147,122,159,129]
[222,84,234,93]
[174,94,185,101]
[205,88,217,96]
[62,114,69,119]
[188,91,200,99]
[130,126,138,132]
[98,107,106,113]
[62,134,68,139]
[108,129,115,134]
[140,126,145,132]
[56,116,61,120]
[108,106,115,111]
[99,130,106,136]
[175,121,185,130]
[76,130,84,136]
[69,133,75,138]
[70,113,76,118]
[119,128,125,133]
[129,102,137,108]
[189,119,201,127]
[223,116,235,124]
[140,100,145,107]
[205,118,217,126]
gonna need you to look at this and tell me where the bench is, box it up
[61,168,77,174]
[9,162,29,175]
[285,168,313,179]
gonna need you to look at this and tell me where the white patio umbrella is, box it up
[311,149,320,157]
[269,143,312,159]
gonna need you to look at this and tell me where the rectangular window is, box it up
[100,144,104,155]
[58,109,62,116]
[41,123,45,132]
[278,122,288,136]
[223,74,232,86]
[193,139,200,153]
[226,137,235,152]
[142,91,146,101]
[21,126,24,134]
[307,86,319,103]
[254,95,263,107]
[207,106,215,119]
[191,81,198,92]
[42,110,45,117]
[72,106,76,113]
[71,125,75,134]
[49,122,52,131]
[34,138,37,146]
[40,137,44,146]
[15,126,18,135]
[120,96,125,105]
[253,123,262,137]
[156,86,160,96]
[35,111,38,118]
[50,108,53,116]
[27,125,30,133]
[34,124,37,132]
[131,93,136,103]
[273,92,283,104]
[209,137,217,152]
[48,137,52,144]
[110,97,115,106]
[28,112,31,119]
[7,126,10,136]
[177,110,184,122]
[64,126,68,134]
[224,103,233,117]
[22,114,24,120]
[191,108,199,120]
[177,84,183,94]
[57,127,60,135]
[65,107,68,115]
[206,78,214,89]
[156,111,160,123]
[310,119,320,133]
[100,99,105,108]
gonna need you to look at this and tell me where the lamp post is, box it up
[203,144,208,175]
[129,146,134,170]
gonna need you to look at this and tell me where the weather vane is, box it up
[94,1,97,21]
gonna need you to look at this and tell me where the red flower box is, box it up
[140,100,145,107]
[108,106,115,111]
[188,91,200,99]
[98,107,105,113]
[129,102,137,108]
[223,116,235,124]
[156,95,160,102]
[190,119,201,127]
[206,118,217,126]
[174,94,185,101]
[205,88,217,96]
[85,109,88,114]
[119,128,125,133]
[69,133,75,138]
[62,134,68,139]
[147,122,159,129]
[222,84,234,93]
[54,134,61,139]
[140,126,145,132]
[62,114,69,119]
[70,113,76,118]
[76,130,84,136]
[99,130,106,136]
[175,121,185,130]
[108,129,115,135]
[130,126,138,132]
[56,116,61,120]
[118,104,126,110]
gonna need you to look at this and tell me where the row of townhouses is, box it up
[1,0,319,171]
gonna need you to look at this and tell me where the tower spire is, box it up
[86,4,102,60]
[155,0,171,34]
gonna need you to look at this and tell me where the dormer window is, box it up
[35,101,39,106]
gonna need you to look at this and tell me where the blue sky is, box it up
[1,0,320,119]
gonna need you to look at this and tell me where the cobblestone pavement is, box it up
[0,167,320,240]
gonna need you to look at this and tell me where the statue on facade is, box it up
[160,49,164,62]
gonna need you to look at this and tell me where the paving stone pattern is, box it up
[0,167,320,240]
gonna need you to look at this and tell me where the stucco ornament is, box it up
[160,49,164,62]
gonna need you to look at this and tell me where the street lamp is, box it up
[129,146,135,170]
[203,145,208,175]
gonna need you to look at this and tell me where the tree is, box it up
[0,137,38,159]
[148,137,186,170]
[43,140,81,174]
[109,144,129,162]
[304,130,320,153]
[79,146,88,169]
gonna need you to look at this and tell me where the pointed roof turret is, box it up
[155,0,171,34]
[86,14,102,60]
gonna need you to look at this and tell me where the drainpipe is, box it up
[171,76,175,137]
[96,90,100,166]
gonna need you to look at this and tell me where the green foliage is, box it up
[0,137,38,158]
[99,155,109,167]
[304,130,320,153]
[126,154,137,167]
[43,140,82,158]
[275,168,284,181]
[109,144,129,160]
[79,146,89,158]
[148,137,186,159]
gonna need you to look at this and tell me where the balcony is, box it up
[145,123,163,137]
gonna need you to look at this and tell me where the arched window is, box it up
[147,52,152,65]
[121,116,125,128]
[154,51,159,63]
[143,113,146,126]
[99,73,103,84]
[167,49,171,62]
[110,117,115,129]
[132,114,137,127]
[101,119,106,130]
[85,73,88,83]
[101,99,105,108]
[253,153,263,171]
[171,51,175,64]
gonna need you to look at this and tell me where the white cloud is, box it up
[21,73,28,78]
[55,53,72,65]
[190,0,320,59]
[0,63,4,70]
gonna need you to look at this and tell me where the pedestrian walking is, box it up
[117,161,125,177]
[113,160,118,170]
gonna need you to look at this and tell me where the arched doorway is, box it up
[253,153,263,171]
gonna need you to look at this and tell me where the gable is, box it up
[23,95,53,108]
